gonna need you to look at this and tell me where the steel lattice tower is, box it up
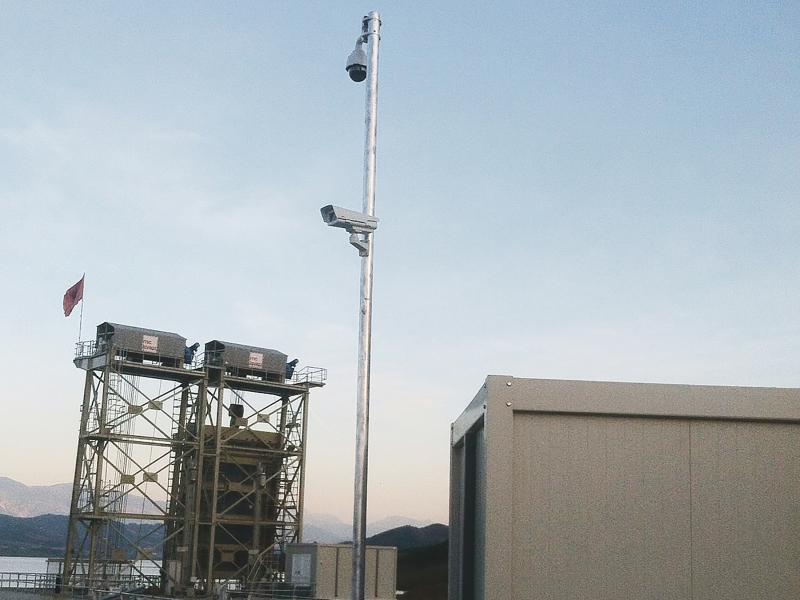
[62,323,325,595]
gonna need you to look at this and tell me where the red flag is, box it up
[63,275,85,317]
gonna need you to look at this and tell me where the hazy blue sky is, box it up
[0,2,798,523]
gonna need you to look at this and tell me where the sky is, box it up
[0,2,798,525]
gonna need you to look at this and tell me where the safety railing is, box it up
[0,572,57,589]
[74,341,194,371]
[74,342,325,386]
[0,573,160,592]
[0,577,319,600]
[290,367,327,386]
[227,581,315,600]
[75,340,98,358]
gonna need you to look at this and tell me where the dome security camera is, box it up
[346,44,368,82]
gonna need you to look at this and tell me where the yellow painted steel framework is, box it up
[62,342,323,595]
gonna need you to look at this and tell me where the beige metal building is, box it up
[285,544,397,599]
[449,376,800,600]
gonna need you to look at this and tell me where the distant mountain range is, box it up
[0,477,436,544]
[0,514,68,557]
[364,523,448,550]
[0,514,163,558]
[303,513,433,543]
[0,513,447,559]
[0,478,74,518]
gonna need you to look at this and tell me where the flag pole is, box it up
[77,273,85,343]
[78,298,84,342]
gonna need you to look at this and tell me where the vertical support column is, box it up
[278,396,289,447]
[88,361,112,585]
[63,370,95,585]
[205,381,226,590]
[164,383,191,595]
[253,461,264,550]
[252,459,264,581]
[297,391,310,542]
[189,378,209,588]
[274,396,290,559]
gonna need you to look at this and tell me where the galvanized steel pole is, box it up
[353,10,380,600]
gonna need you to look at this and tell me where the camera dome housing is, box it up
[346,46,368,82]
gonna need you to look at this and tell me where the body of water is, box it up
[0,557,159,575]
[0,557,49,573]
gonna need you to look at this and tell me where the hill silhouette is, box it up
[366,523,448,550]
[396,541,448,600]
[0,515,450,599]
[0,514,162,558]
[0,514,68,557]
[0,476,430,544]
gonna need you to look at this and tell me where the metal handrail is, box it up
[0,572,158,590]
[75,341,325,385]
[75,339,98,357]
[0,571,57,589]
[75,341,203,371]
[0,574,319,600]
[291,366,327,385]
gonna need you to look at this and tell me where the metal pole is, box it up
[352,10,380,600]
[77,296,84,342]
[297,391,310,542]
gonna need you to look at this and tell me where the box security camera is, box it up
[320,205,379,234]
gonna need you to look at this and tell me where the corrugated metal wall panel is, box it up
[450,377,800,600]
[690,420,800,599]
[473,426,486,600]
[511,414,691,600]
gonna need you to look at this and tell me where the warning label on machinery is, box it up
[248,352,264,368]
[290,554,311,584]
[142,335,159,354]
